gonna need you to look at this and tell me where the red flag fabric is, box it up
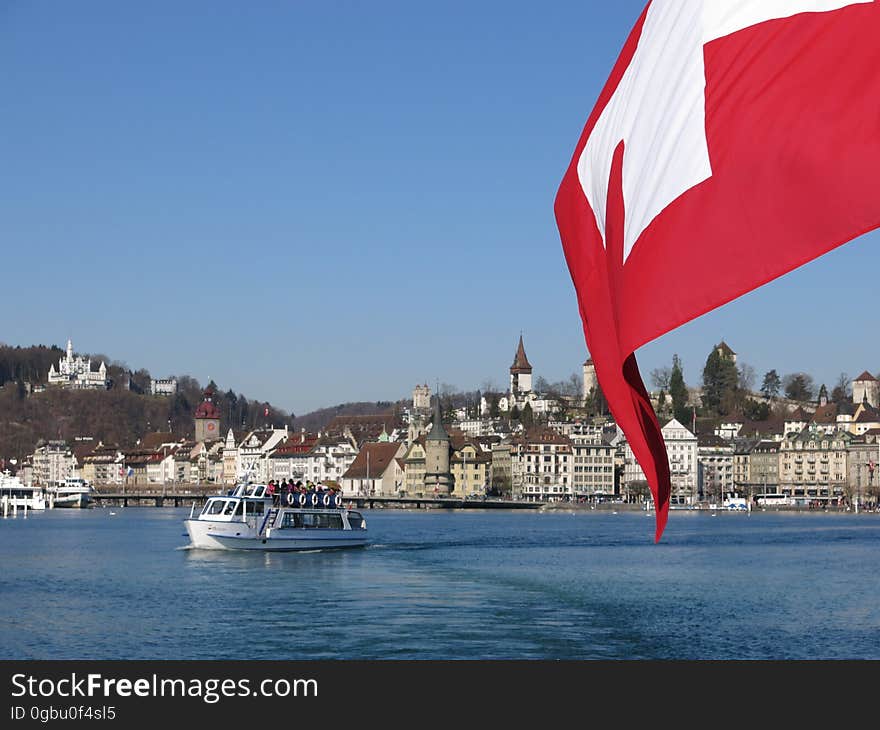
[555,1,880,541]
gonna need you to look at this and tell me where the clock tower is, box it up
[194,387,222,443]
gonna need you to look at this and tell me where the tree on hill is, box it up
[669,355,690,424]
[831,372,850,405]
[783,373,815,402]
[520,402,534,428]
[702,346,739,415]
[761,369,782,400]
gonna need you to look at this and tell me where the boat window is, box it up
[318,513,343,529]
[208,500,226,515]
[244,501,265,515]
[223,501,237,515]
[348,512,364,529]
[253,486,265,498]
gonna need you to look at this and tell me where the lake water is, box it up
[1,507,879,659]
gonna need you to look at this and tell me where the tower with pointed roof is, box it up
[510,334,533,396]
[423,395,452,495]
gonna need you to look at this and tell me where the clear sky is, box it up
[2,0,878,416]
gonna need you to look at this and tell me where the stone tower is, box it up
[509,335,533,395]
[583,358,597,403]
[194,387,222,443]
[423,395,452,495]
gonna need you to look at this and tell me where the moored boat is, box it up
[0,471,47,511]
[47,478,94,508]
[184,482,368,551]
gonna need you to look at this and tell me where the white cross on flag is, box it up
[555,1,880,541]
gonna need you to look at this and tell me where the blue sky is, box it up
[2,0,878,415]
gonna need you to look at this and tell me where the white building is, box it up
[150,377,178,396]
[515,429,573,502]
[570,431,615,500]
[233,428,290,482]
[31,441,77,485]
[47,339,109,390]
[623,418,698,505]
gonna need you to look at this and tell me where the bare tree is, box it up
[650,366,672,391]
[737,362,756,392]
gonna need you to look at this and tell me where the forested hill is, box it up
[290,401,405,434]
[0,344,295,460]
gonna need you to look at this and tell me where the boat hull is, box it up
[51,493,92,509]
[184,519,368,552]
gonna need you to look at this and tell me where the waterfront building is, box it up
[489,442,514,497]
[847,431,880,508]
[697,433,735,503]
[234,428,289,483]
[623,418,697,505]
[732,439,755,495]
[516,428,573,503]
[340,442,405,497]
[81,443,124,485]
[150,377,178,396]
[31,440,77,486]
[778,427,850,503]
[47,339,109,390]
[220,429,246,484]
[283,434,359,485]
[748,440,781,496]
[450,439,491,497]
[852,371,879,408]
[265,430,319,483]
[569,429,615,501]
[400,438,427,496]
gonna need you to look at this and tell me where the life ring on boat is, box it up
[310,493,319,507]
[298,493,307,507]
[323,493,332,507]
[286,491,295,507]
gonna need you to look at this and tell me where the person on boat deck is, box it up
[267,480,277,506]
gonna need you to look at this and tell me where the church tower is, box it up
[509,335,533,395]
[194,387,222,443]
[423,395,452,495]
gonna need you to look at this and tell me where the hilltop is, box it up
[0,344,296,460]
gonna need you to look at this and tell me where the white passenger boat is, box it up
[47,478,94,508]
[184,482,368,551]
[0,471,47,511]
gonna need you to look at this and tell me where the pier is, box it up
[88,488,544,510]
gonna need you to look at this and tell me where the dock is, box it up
[89,488,544,510]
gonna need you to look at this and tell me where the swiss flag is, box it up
[555,1,880,541]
